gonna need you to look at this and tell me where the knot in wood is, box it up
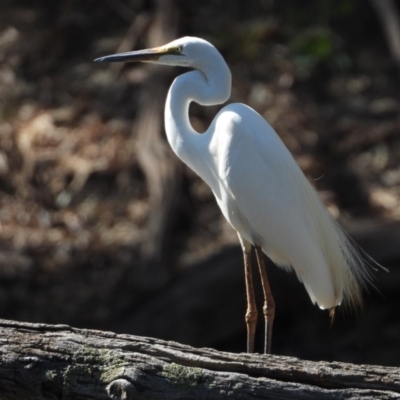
[107,378,135,400]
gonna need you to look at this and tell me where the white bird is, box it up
[95,36,374,354]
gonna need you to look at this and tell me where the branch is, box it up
[0,319,399,400]
[370,0,400,68]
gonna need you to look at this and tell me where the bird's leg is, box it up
[242,245,258,353]
[254,245,275,354]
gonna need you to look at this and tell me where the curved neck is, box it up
[164,61,231,172]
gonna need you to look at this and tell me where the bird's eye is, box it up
[170,46,182,55]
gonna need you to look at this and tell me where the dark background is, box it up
[0,0,399,366]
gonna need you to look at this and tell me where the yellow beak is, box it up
[94,46,180,63]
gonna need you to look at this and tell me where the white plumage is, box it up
[96,36,373,353]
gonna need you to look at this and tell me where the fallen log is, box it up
[0,319,399,399]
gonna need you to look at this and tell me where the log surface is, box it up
[0,319,399,400]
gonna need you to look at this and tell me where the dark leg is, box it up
[254,245,275,354]
[242,245,258,353]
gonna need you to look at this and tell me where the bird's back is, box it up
[207,103,369,310]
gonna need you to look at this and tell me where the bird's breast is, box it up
[213,188,254,243]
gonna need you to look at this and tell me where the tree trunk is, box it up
[0,319,399,400]
[134,0,182,270]
[370,0,400,68]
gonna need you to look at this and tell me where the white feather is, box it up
[99,36,378,311]
[204,103,371,310]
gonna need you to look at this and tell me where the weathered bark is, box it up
[0,319,399,400]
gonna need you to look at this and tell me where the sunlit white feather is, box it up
[162,37,371,310]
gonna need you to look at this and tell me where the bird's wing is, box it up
[209,103,366,309]
[212,103,314,256]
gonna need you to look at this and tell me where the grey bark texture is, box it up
[0,319,399,400]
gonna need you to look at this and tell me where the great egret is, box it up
[95,36,374,354]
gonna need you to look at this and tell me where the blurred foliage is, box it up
[0,0,400,364]
[290,27,352,78]
[285,0,356,25]
[285,0,357,78]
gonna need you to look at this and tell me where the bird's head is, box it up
[95,36,223,70]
